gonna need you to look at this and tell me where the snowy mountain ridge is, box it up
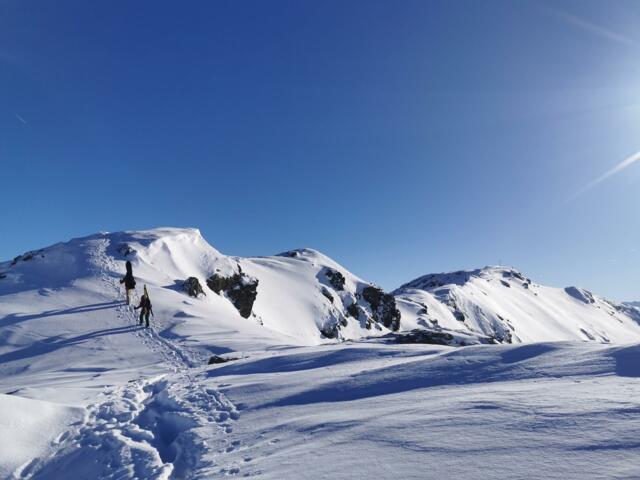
[2,227,640,479]
[396,265,533,289]
[0,227,401,347]
[396,265,640,345]
[2,227,639,347]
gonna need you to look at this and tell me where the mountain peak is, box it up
[395,265,529,292]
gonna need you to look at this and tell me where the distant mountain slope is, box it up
[394,266,640,344]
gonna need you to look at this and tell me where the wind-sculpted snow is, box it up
[219,343,617,408]
[0,394,83,478]
[206,342,640,479]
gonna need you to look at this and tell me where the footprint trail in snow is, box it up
[16,239,243,479]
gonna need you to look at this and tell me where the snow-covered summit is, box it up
[396,265,532,291]
[395,265,640,345]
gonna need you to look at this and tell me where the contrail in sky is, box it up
[14,113,28,125]
[545,7,640,202]
[568,150,640,201]
[545,7,640,48]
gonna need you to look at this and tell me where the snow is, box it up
[395,266,640,344]
[1,228,639,479]
[0,394,83,479]
[203,342,640,479]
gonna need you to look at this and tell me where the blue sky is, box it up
[1,0,640,300]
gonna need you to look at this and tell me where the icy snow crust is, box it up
[1,228,639,479]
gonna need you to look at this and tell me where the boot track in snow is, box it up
[13,239,243,479]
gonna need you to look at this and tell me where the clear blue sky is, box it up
[2,0,640,300]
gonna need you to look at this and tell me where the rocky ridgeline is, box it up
[8,229,639,347]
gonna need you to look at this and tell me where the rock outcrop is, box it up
[207,268,258,318]
[362,286,401,331]
[324,268,346,291]
[183,277,205,298]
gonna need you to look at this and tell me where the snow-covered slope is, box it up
[243,248,400,339]
[0,229,275,404]
[203,341,640,479]
[0,394,83,478]
[395,266,640,344]
[2,229,640,479]
[0,228,399,478]
[0,228,399,352]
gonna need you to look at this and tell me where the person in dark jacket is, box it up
[135,286,152,328]
[119,260,136,305]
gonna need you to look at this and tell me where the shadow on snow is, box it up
[0,324,137,364]
[0,301,123,328]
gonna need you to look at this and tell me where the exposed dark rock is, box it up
[565,286,595,304]
[277,248,319,259]
[362,285,401,331]
[580,328,598,341]
[0,273,6,279]
[445,296,466,322]
[500,280,511,288]
[10,250,44,266]
[208,355,237,365]
[492,330,513,344]
[207,268,258,318]
[320,324,340,339]
[117,244,136,256]
[503,270,525,281]
[324,268,346,291]
[321,287,334,303]
[346,303,360,319]
[394,329,455,345]
[183,277,206,298]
